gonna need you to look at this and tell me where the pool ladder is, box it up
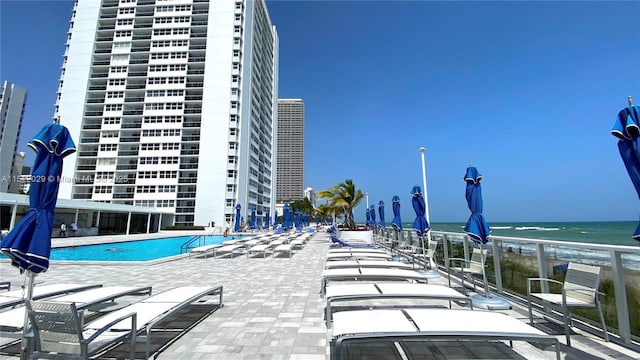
[180,235,205,254]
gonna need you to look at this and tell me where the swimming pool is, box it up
[1,235,246,262]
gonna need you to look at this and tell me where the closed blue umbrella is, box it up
[463,165,510,309]
[1,124,76,273]
[391,195,403,231]
[378,200,385,227]
[365,209,371,226]
[612,101,640,240]
[411,185,429,236]
[369,205,376,227]
[234,204,242,232]
[283,204,292,229]
[249,208,257,229]
[464,166,491,244]
[272,210,279,229]
[0,123,75,357]
[264,209,271,230]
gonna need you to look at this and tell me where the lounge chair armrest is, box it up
[562,287,606,298]
[85,312,137,342]
[447,257,469,266]
[527,277,563,294]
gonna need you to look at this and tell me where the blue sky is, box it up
[1,0,639,223]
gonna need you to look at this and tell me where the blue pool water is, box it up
[6,235,246,262]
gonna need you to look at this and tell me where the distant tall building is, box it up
[304,187,316,207]
[0,80,27,193]
[276,99,304,203]
[56,0,279,226]
[7,152,25,194]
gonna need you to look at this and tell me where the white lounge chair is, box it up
[324,283,471,327]
[0,286,152,343]
[325,252,392,261]
[0,281,10,291]
[324,260,413,270]
[212,244,245,258]
[273,244,294,258]
[331,308,560,360]
[85,285,223,359]
[189,244,222,259]
[320,268,430,296]
[527,262,608,346]
[26,300,138,360]
[247,244,273,258]
[0,283,102,310]
[328,248,387,254]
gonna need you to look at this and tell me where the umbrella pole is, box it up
[479,244,491,297]
[20,271,36,360]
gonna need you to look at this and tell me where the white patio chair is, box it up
[527,262,608,346]
[447,247,486,292]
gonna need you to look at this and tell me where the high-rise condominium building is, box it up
[276,99,304,203]
[56,0,279,226]
[0,80,27,193]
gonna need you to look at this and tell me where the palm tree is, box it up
[313,203,331,225]
[317,179,364,230]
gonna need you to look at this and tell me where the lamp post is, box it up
[419,147,433,269]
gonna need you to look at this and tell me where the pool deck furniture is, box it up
[527,262,609,346]
[325,252,392,261]
[320,268,431,296]
[0,285,152,337]
[212,244,245,258]
[324,260,414,270]
[0,281,10,291]
[246,244,274,258]
[26,300,138,360]
[273,244,294,258]
[324,283,471,327]
[84,285,223,360]
[330,308,561,360]
[0,283,102,310]
[188,244,223,259]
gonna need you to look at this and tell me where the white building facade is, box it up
[56,0,278,226]
[0,81,27,194]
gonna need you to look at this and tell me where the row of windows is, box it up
[150,51,187,60]
[153,28,189,36]
[136,184,178,193]
[148,77,185,84]
[108,79,126,86]
[151,40,189,48]
[143,115,182,123]
[134,199,175,207]
[137,171,178,178]
[149,64,186,72]
[139,156,179,165]
[156,5,191,12]
[144,102,183,110]
[141,129,180,136]
[146,89,184,97]
[100,144,118,151]
[140,143,180,151]
[154,17,190,25]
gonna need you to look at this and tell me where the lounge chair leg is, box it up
[563,306,571,346]
[597,302,609,342]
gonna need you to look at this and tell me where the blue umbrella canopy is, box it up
[378,200,385,227]
[249,208,257,229]
[264,209,271,230]
[369,205,376,227]
[612,103,640,240]
[391,195,403,231]
[272,210,279,230]
[365,209,371,225]
[234,204,242,232]
[411,186,429,236]
[463,166,491,244]
[1,124,76,273]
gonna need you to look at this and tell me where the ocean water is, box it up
[416,221,640,270]
[427,221,639,247]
